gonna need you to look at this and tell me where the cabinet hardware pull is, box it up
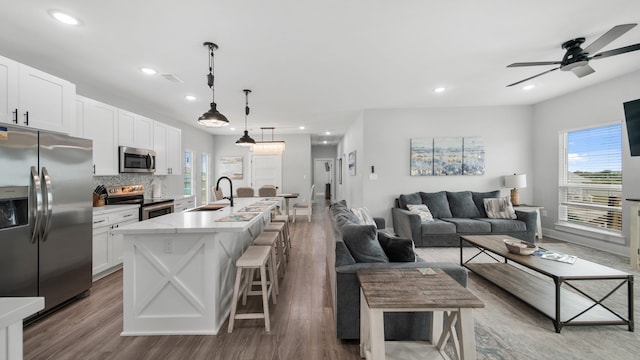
[12,109,18,124]
[24,111,29,126]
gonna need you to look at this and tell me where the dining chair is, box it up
[212,186,224,201]
[236,187,255,198]
[292,184,315,223]
[258,185,277,197]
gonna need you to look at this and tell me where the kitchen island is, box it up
[112,197,280,336]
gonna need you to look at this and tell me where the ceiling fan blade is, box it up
[506,67,560,87]
[583,23,637,55]
[507,61,562,68]
[571,64,595,78]
[591,43,640,60]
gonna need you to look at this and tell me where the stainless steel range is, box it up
[104,184,174,220]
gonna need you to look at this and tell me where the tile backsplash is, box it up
[93,175,167,199]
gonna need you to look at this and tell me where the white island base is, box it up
[117,198,277,336]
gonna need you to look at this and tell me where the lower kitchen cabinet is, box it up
[92,206,139,279]
[174,195,196,212]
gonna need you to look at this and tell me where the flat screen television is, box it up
[623,98,640,156]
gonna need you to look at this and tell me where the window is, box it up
[200,153,209,205]
[558,123,622,234]
[183,151,194,195]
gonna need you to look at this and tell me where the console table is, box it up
[357,268,484,360]
[627,199,640,270]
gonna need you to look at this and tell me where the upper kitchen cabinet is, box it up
[118,110,154,150]
[0,55,76,133]
[78,96,119,175]
[153,121,182,175]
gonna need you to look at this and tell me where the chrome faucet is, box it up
[215,176,234,207]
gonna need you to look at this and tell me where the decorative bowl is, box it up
[503,239,538,255]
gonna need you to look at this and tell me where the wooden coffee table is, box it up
[357,268,484,360]
[460,235,634,333]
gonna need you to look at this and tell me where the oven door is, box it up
[141,202,174,220]
[119,146,156,173]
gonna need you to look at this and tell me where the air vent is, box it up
[159,73,184,83]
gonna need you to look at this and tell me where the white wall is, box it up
[339,106,534,226]
[337,112,365,208]
[532,70,640,255]
[213,134,312,200]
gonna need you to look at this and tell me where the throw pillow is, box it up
[484,196,517,219]
[472,190,501,217]
[351,207,376,226]
[419,191,453,218]
[341,224,389,263]
[398,192,422,210]
[406,204,434,222]
[446,191,482,218]
[378,232,416,262]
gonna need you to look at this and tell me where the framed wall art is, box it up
[218,156,243,180]
[348,150,356,176]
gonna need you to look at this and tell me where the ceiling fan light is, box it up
[197,102,229,127]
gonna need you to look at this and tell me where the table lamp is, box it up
[504,173,527,206]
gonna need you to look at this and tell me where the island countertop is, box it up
[111,197,280,234]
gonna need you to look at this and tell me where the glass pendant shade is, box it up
[251,141,286,154]
[198,102,229,127]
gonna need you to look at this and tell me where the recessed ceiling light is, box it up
[325,131,331,135]
[185,95,197,101]
[140,67,157,75]
[323,140,328,144]
[299,126,305,130]
[50,11,79,26]
[229,127,236,131]
[522,84,535,91]
[434,87,446,93]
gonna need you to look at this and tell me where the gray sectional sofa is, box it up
[392,190,537,247]
[326,200,468,340]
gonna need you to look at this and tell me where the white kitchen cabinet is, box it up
[118,110,154,150]
[92,206,139,279]
[174,195,196,212]
[0,55,76,133]
[0,55,19,125]
[153,121,182,175]
[79,96,119,175]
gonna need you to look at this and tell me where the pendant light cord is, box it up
[244,89,251,130]
[207,44,215,103]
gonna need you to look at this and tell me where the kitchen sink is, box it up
[188,204,228,212]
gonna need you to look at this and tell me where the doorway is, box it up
[251,154,282,191]
[313,158,334,201]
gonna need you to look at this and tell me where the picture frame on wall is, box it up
[348,151,356,176]
[218,156,243,179]
[339,157,343,184]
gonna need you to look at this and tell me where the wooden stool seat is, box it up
[228,245,274,333]
[264,222,288,276]
[253,231,280,298]
[271,215,292,250]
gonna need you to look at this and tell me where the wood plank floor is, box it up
[23,203,361,360]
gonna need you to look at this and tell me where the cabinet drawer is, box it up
[110,209,138,223]
[92,215,109,228]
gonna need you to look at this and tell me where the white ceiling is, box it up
[2,1,640,145]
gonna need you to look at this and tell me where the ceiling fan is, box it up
[506,23,640,87]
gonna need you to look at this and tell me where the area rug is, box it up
[415,241,640,360]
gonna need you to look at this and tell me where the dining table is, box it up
[277,193,299,219]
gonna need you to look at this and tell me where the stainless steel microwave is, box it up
[119,146,156,173]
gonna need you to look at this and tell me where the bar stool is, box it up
[252,231,280,297]
[263,222,287,276]
[271,214,292,251]
[228,245,274,333]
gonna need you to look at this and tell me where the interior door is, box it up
[314,159,333,201]
[251,154,282,192]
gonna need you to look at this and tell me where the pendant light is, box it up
[236,89,256,146]
[252,127,286,154]
[197,42,229,127]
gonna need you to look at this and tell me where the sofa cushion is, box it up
[351,207,376,226]
[472,190,501,217]
[484,197,517,219]
[478,218,526,232]
[419,191,453,218]
[398,192,422,210]
[406,204,434,222]
[446,191,481,218]
[341,224,389,263]
[378,232,416,262]
[442,218,492,233]
[421,219,457,234]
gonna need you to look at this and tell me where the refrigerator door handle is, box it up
[30,166,43,244]
[41,167,53,242]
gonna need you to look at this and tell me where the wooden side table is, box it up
[357,269,484,360]
[514,204,544,239]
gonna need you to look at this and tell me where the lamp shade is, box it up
[504,174,527,189]
[197,102,229,127]
[236,130,256,146]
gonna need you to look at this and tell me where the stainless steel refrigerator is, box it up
[0,124,92,315]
